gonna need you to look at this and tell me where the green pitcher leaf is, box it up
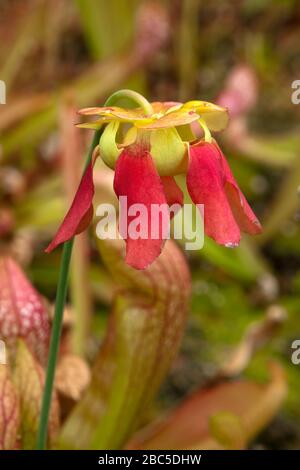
[0,364,20,450]
[13,340,60,450]
[0,256,50,366]
[60,239,191,449]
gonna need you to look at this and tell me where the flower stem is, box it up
[36,90,152,450]
[105,89,154,115]
[36,240,73,448]
[36,129,101,450]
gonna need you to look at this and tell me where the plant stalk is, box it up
[36,129,100,450]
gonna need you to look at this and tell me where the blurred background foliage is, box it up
[0,0,300,449]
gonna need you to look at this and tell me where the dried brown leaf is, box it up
[55,354,91,402]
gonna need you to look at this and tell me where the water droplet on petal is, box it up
[224,242,239,248]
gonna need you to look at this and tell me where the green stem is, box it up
[36,130,100,450]
[36,239,73,448]
[36,90,152,450]
[105,89,154,115]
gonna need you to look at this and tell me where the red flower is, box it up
[114,144,183,269]
[46,143,183,270]
[45,97,261,270]
[187,141,261,247]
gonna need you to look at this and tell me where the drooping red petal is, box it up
[186,142,241,246]
[216,144,262,235]
[113,145,169,270]
[45,162,94,253]
[161,176,184,218]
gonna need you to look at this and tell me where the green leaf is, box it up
[0,365,20,450]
